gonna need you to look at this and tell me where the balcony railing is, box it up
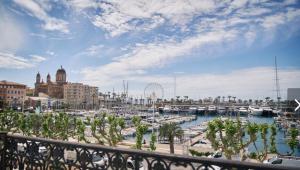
[0,132,298,170]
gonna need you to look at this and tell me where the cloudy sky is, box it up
[0,0,300,100]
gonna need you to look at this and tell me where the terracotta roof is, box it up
[0,80,26,87]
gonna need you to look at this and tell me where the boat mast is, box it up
[275,56,281,110]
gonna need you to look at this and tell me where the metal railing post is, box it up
[0,132,7,170]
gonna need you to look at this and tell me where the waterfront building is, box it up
[34,66,67,99]
[287,88,300,101]
[0,80,26,109]
[63,83,98,109]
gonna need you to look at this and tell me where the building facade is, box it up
[287,88,300,101]
[0,80,26,109]
[34,66,67,99]
[63,83,98,109]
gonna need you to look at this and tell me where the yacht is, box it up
[261,106,272,112]
[238,107,248,115]
[217,106,226,115]
[172,107,179,113]
[197,106,206,114]
[163,105,171,113]
[208,105,217,114]
[249,106,263,116]
[189,107,197,114]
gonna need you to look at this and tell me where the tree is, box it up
[159,122,183,154]
[269,124,277,153]
[149,133,157,151]
[28,113,42,137]
[106,115,125,146]
[91,113,125,146]
[132,116,148,149]
[228,96,231,102]
[287,128,299,155]
[207,118,280,162]
[76,118,89,143]
[206,118,249,160]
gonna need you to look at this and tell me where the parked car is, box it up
[263,156,283,164]
[208,152,222,158]
[92,154,108,167]
[126,158,144,170]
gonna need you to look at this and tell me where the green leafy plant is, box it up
[132,116,148,149]
[159,122,183,154]
[287,128,299,155]
[149,132,157,151]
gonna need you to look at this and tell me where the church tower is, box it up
[47,73,51,83]
[36,72,41,84]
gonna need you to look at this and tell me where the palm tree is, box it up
[159,122,183,154]
[233,96,236,103]
[228,96,231,102]
[217,96,221,103]
[265,97,270,104]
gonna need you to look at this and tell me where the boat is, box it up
[238,107,248,115]
[248,106,263,116]
[172,107,179,113]
[197,106,206,114]
[163,105,171,113]
[189,107,197,114]
[208,105,217,114]
[217,106,226,115]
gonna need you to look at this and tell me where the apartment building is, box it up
[0,80,26,109]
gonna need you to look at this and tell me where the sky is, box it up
[0,0,300,100]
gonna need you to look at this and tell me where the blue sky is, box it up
[0,0,300,100]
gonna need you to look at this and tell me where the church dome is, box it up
[56,65,66,75]
[56,65,67,83]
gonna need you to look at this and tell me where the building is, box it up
[287,88,300,101]
[34,66,67,99]
[63,83,98,109]
[0,80,26,109]
[26,87,34,96]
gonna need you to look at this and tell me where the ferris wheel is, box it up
[144,82,164,101]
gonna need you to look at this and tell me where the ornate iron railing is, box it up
[0,132,298,170]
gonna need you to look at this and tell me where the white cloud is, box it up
[70,0,218,37]
[0,52,46,69]
[30,55,47,62]
[74,44,104,58]
[81,29,239,84]
[13,0,69,33]
[82,67,300,100]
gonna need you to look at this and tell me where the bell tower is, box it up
[47,73,51,83]
[36,72,41,84]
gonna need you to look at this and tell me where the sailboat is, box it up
[273,56,282,115]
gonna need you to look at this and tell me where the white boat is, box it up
[189,107,197,114]
[163,105,171,113]
[217,106,226,114]
[172,107,179,113]
[197,106,206,114]
[238,107,248,115]
[208,105,217,113]
[261,106,272,112]
[248,106,263,116]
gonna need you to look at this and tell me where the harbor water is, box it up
[125,115,300,156]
